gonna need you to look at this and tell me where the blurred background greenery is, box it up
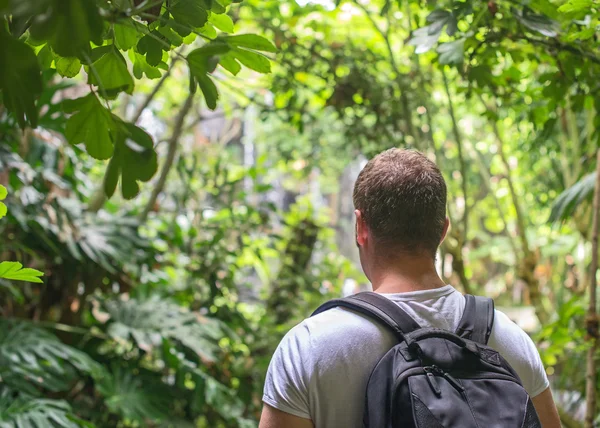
[1,0,600,426]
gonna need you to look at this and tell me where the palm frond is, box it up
[94,297,224,362]
[549,172,596,223]
[0,387,91,428]
[0,320,102,394]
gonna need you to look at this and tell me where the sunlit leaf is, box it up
[0,262,43,283]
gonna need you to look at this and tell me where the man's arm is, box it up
[259,404,314,428]
[532,387,561,428]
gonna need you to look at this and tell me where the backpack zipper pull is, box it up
[443,372,465,393]
[424,367,442,397]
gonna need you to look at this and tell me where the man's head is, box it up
[353,149,448,274]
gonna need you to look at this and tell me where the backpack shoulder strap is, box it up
[455,295,495,345]
[311,291,421,341]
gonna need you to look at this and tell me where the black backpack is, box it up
[312,292,542,427]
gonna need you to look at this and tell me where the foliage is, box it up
[550,172,596,223]
[0,0,274,199]
[1,0,600,425]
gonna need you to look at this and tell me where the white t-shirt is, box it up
[263,285,549,428]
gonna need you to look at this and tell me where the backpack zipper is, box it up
[396,366,521,398]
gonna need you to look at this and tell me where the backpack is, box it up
[312,292,542,428]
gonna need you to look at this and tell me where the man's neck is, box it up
[369,257,446,294]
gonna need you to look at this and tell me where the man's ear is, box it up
[440,217,450,243]
[355,209,368,247]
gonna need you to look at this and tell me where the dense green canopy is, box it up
[0,0,599,426]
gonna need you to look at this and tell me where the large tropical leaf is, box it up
[0,387,92,428]
[93,297,224,362]
[95,366,171,423]
[549,172,596,223]
[0,319,102,394]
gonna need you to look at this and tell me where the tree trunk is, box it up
[584,149,600,428]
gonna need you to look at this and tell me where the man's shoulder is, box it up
[287,307,395,357]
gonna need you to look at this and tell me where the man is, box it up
[259,149,561,428]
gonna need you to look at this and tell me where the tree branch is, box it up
[131,56,180,124]
[585,149,600,428]
[443,69,469,241]
[519,34,600,66]
[139,92,195,223]
[352,0,418,146]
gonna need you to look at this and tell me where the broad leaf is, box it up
[408,9,456,54]
[0,185,6,219]
[197,74,219,109]
[131,52,162,79]
[0,262,43,283]
[94,297,224,361]
[29,0,103,57]
[56,57,82,78]
[224,34,277,52]
[219,53,242,75]
[557,0,592,14]
[88,48,134,97]
[103,120,158,199]
[209,13,235,33]
[64,93,115,160]
[549,172,596,223]
[437,39,465,65]
[230,48,271,73]
[96,366,170,423]
[137,33,166,67]
[0,23,43,128]
[514,9,559,37]
[170,0,209,30]
[114,21,140,50]
[0,388,86,428]
[0,320,101,393]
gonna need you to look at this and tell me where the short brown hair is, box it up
[353,149,447,257]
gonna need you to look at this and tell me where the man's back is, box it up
[263,285,549,428]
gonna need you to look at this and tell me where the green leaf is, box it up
[64,93,115,159]
[514,9,559,37]
[131,51,162,79]
[137,34,165,67]
[0,185,6,219]
[209,13,235,33]
[231,48,271,73]
[557,0,592,13]
[0,320,102,394]
[88,48,134,97]
[103,120,158,199]
[157,25,184,47]
[0,24,43,129]
[114,22,140,50]
[170,0,209,29]
[437,38,465,65]
[0,262,43,283]
[29,0,103,57]
[224,34,277,52]
[197,74,218,110]
[219,53,241,75]
[96,366,170,423]
[0,388,85,428]
[549,172,596,223]
[56,57,82,78]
